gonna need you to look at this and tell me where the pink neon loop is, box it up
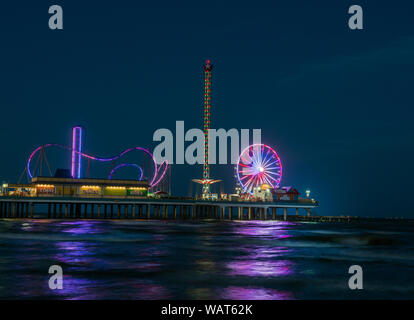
[108,163,143,181]
[27,144,167,187]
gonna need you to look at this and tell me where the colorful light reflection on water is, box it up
[0,219,413,299]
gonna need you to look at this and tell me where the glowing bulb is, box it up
[259,166,264,173]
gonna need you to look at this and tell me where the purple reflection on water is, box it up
[220,286,294,300]
[46,276,171,300]
[55,276,99,299]
[233,221,295,239]
[226,221,296,277]
[240,245,292,259]
[67,281,171,300]
[54,241,98,270]
[226,259,293,277]
[60,220,104,235]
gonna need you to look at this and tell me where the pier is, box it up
[0,196,325,221]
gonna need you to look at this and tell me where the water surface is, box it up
[0,219,413,299]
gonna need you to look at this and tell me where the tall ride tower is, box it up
[203,60,213,194]
[192,60,220,198]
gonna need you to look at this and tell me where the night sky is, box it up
[0,1,413,217]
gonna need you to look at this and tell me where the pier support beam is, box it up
[77,203,81,218]
[132,204,136,219]
[124,205,128,219]
[5,202,8,218]
[284,208,287,221]
[16,203,20,218]
[220,206,224,219]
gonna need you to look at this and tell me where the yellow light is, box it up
[37,184,55,188]
[81,185,101,189]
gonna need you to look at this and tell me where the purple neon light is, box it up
[151,160,168,188]
[27,144,167,187]
[236,144,282,194]
[71,127,82,179]
[108,163,143,181]
[71,130,75,178]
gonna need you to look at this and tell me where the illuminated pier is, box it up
[0,196,320,221]
[0,62,323,222]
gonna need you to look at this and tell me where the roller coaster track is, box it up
[27,144,168,187]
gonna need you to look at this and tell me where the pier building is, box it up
[5,177,148,198]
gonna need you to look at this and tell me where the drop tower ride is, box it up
[192,60,220,198]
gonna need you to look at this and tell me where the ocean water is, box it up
[0,219,413,300]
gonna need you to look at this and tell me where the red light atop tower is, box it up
[204,60,213,71]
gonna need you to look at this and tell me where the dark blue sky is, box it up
[0,1,413,217]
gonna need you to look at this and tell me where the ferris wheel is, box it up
[236,144,283,194]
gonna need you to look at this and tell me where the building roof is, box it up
[31,177,149,188]
[272,186,300,195]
